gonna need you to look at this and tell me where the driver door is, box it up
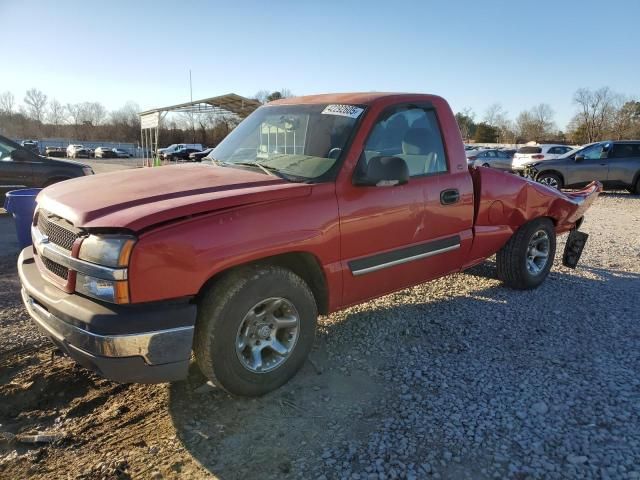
[337,105,473,306]
[567,142,610,187]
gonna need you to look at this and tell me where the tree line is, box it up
[457,87,640,145]
[3,86,636,148]
[0,89,291,148]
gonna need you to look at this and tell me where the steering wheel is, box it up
[327,148,342,160]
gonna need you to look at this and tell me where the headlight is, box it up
[76,234,135,304]
[79,235,135,267]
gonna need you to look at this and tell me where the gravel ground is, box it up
[0,192,639,479]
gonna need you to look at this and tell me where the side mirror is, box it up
[574,155,585,163]
[354,156,409,187]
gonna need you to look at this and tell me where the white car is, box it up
[512,144,574,172]
[66,144,90,159]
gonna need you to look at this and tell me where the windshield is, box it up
[0,138,18,161]
[558,142,601,159]
[209,104,363,180]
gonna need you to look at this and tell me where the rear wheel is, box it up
[537,172,563,190]
[482,163,490,168]
[194,266,317,396]
[496,217,556,290]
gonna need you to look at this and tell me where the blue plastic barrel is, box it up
[3,188,42,249]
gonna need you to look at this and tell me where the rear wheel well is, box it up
[198,252,329,315]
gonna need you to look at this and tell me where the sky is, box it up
[2,0,639,129]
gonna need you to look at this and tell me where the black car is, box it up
[188,147,213,162]
[1,135,94,200]
[166,147,202,162]
[44,146,66,158]
[525,140,640,193]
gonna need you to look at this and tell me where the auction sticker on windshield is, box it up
[321,104,364,118]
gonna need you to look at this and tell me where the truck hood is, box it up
[37,164,311,231]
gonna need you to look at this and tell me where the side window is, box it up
[580,143,605,160]
[611,144,635,158]
[363,107,448,177]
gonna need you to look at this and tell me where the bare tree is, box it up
[0,91,15,114]
[253,90,271,104]
[66,102,88,125]
[573,87,619,143]
[47,99,66,126]
[24,88,48,122]
[483,103,507,127]
[516,104,555,142]
[82,102,107,126]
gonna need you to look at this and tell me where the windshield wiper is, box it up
[231,161,278,177]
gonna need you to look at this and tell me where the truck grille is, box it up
[36,210,81,252]
[42,257,69,280]
[35,209,82,282]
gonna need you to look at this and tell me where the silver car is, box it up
[469,149,514,171]
[525,141,640,193]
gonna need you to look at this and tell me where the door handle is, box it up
[440,189,460,205]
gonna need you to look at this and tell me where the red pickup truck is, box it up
[18,93,601,396]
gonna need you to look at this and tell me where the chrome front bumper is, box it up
[18,247,197,383]
[21,288,193,365]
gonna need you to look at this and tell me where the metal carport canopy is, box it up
[137,93,262,167]
[138,93,262,117]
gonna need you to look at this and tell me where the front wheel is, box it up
[537,172,563,190]
[194,266,317,396]
[496,218,556,290]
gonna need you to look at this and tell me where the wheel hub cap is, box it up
[235,297,300,374]
[526,229,550,275]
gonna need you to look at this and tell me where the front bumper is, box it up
[18,248,197,383]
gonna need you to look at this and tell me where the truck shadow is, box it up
[167,260,640,479]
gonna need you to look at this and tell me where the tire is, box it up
[482,163,490,168]
[633,177,640,195]
[537,172,563,190]
[194,265,317,396]
[496,217,556,290]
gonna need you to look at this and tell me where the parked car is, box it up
[189,147,213,162]
[512,144,573,172]
[158,143,203,159]
[95,147,118,159]
[18,93,600,396]
[468,149,514,170]
[66,144,91,159]
[20,140,40,154]
[0,135,94,200]
[112,148,132,158]
[525,140,640,193]
[45,146,66,158]
[166,147,202,162]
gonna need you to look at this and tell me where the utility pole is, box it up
[189,69,195,143]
